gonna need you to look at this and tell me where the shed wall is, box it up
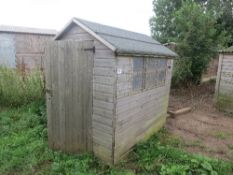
[215,54,233,112]
[58,24,116,162]
[0,32,54,70]
[114,56,173,162]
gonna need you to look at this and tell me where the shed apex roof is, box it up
[220,46,233,53]
[0,25,57,35]
[55,18,177,57]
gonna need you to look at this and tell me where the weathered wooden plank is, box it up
[93,135,112,150]
[93,99,114,111]
[94,75,115,85]
[93,91,114,103]
[93,67,115,76]
[94,83,114,94]
[95,49,115,59]
[93,120,113,135]
[44,42,53,148]
[92,114,113,127]
[94,58,115,68]
[93,106,113,118]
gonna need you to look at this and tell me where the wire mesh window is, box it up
[132,58,167,91]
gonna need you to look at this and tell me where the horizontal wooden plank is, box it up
[93,67,115,76]
[93,106,113,118]
[93,130,112,148]
[95,49,115,59]
[94,75,115,85]
[93,99,114,110]
[117,87,166,107]
[94,58,115,68]
[92,114,113,127]
[94,83,114,94]
[92,120,113,135]
[93,92,114,103]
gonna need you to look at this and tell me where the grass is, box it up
[213,131,227,140]
[0,67,44,107]
[0,68,232,174]
[0,103,233,175]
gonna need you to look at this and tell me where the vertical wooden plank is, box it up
[83,41,94,151]
[58,41,66,149]
[44,42,53,148]
[51,42,60,149]
[72,42,82,151]
[215,54,223,100]
[46,40,94,153]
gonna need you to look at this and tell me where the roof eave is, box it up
[116,51,178,58]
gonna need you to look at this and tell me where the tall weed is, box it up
[0,67,44,107]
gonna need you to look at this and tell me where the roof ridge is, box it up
[74,17,151,37]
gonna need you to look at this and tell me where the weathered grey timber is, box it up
[46,18,177,164]
[215,47,233,113]
[0,25,56,70]
[45,40,93,152]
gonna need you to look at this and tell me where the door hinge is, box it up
[84,47,95,53]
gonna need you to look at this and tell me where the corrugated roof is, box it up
[0,25,56,35]
[220,46,233,53]
[75,18,177,57]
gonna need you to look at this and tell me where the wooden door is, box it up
[45,40,94,152]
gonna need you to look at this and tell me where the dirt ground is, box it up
[166,82,233,161]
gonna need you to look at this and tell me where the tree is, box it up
[150,0,228,85]
[175,1,221,84]
[150,0,182,43]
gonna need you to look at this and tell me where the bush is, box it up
[0,67,44,107]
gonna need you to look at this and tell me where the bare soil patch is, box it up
[166,82,233,161]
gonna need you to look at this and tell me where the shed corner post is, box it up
[214,53,223,103]
[112,54,118,165]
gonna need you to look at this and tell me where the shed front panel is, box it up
[45,40,94,152]
[57,24,116,163]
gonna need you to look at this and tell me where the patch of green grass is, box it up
[128,129,233,175]
[214,131,227,140]
[228,145,233,150]
[0,104,233,175]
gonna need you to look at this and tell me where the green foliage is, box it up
[0,67,44,107]
[0,103,131,174]
[150,0,182,43]
[150,0,230,85]
[0,105,232,174]
[130,129,233,175]
[174,1,221,84]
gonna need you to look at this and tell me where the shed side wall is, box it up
[114,56,173,162]
[58,24,116,162]
[0,32,54,70]
[216,54,233,112]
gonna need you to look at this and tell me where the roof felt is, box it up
[0,25,56,35]
[220,46,233,53]
[75,18,177,57]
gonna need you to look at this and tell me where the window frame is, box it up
[132,57,167,92]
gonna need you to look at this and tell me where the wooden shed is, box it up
[45,18,177,164]
[0,25,56,71]
[215,46,233,113]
